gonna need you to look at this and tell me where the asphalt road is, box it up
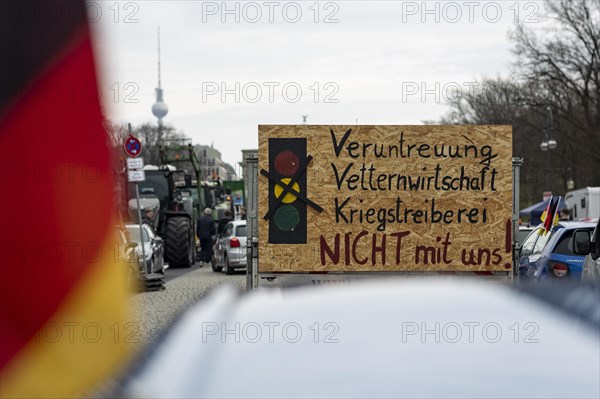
[128,261,245,349]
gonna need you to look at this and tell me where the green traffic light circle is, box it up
[274,205,300,231]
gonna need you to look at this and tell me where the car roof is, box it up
[124,223,151,229]
[530,221,597,230]
[519,225,535,230]
[228,220,246,227]
[557,220,597,229]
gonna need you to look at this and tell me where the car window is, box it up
[520,228,543,256]
[126,226,149,243]
[223,223,233,237]
[554,228,592,255]
[553,230,575,255]
[236,225,247,237]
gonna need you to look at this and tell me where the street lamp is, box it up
[540,106,557,192]
[566,167,575,190]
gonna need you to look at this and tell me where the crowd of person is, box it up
[196,206,246,267]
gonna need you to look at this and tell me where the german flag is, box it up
[540,196,560,235]
[1,1,131,397]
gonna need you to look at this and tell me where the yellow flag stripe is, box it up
[0,232,133,399]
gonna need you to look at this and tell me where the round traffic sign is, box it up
[124,135,142,158]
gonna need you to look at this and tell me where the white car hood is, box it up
[124,280,599,398]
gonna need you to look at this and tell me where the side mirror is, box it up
[571,229,591,255]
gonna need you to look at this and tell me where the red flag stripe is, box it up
[0,27,113,368]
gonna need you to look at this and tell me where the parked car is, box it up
[212,220,247,275]
[115,225,143,291]
[125,223,166,275]
[519,221,597,281]
[516,225,536,247]
[573,219,600,286]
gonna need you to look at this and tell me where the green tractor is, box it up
[128,139,233,267]
[128,165,197,268]
[158,139,207,261]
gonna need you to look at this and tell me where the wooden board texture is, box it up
[258,125,513,273]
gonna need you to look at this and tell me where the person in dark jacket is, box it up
[217,210,232,236]
[197,208,215,266]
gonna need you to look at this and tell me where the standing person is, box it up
[197,208,215,267]
[218,210,232,236]
[559,208,570,221]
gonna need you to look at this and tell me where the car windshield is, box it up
[532,230,552,255]
[126,226,149,243]
[519,227,555,257]
[131,172,169,202]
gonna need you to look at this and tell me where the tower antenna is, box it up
[152,26,168,129]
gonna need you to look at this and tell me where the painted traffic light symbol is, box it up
[262,138,322,244]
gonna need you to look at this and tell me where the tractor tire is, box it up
[165,217,193,268]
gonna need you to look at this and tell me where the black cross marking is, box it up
[261,154,323,220]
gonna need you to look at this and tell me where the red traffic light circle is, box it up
[274,150,299,176]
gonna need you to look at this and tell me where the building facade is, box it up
[195,144,237,182]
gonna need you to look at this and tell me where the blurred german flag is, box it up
[0,1,131,397]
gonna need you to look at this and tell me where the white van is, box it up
[565,187,600,220]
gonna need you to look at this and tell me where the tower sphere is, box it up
[152,101,168,118]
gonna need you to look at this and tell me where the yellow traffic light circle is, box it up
[274,178,299,203]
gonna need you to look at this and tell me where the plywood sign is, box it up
[258,125,512,273]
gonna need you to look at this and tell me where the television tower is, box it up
[152,27,168,132]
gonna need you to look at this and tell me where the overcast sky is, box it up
[90,0,546,169]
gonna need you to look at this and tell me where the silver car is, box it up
[212,220,247,275]
[576,219,600,285]
[125,224,166,275]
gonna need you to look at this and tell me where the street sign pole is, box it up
[128,123,147,275]
[245,153,259,291]
[135,182,147,274]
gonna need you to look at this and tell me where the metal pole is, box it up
[245,153,259,291]
[129,123,147,275]
[545,145,551,192]
[544,107,554,192]
[135,183,148,274]
[512,157,523,283]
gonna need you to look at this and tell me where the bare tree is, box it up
[134,122,186,166]
[103,120,128,149]
[441,78,548,204]
[511,0,600,188]
[440,0,599,204]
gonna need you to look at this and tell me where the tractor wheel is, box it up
[165,217,193,268]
